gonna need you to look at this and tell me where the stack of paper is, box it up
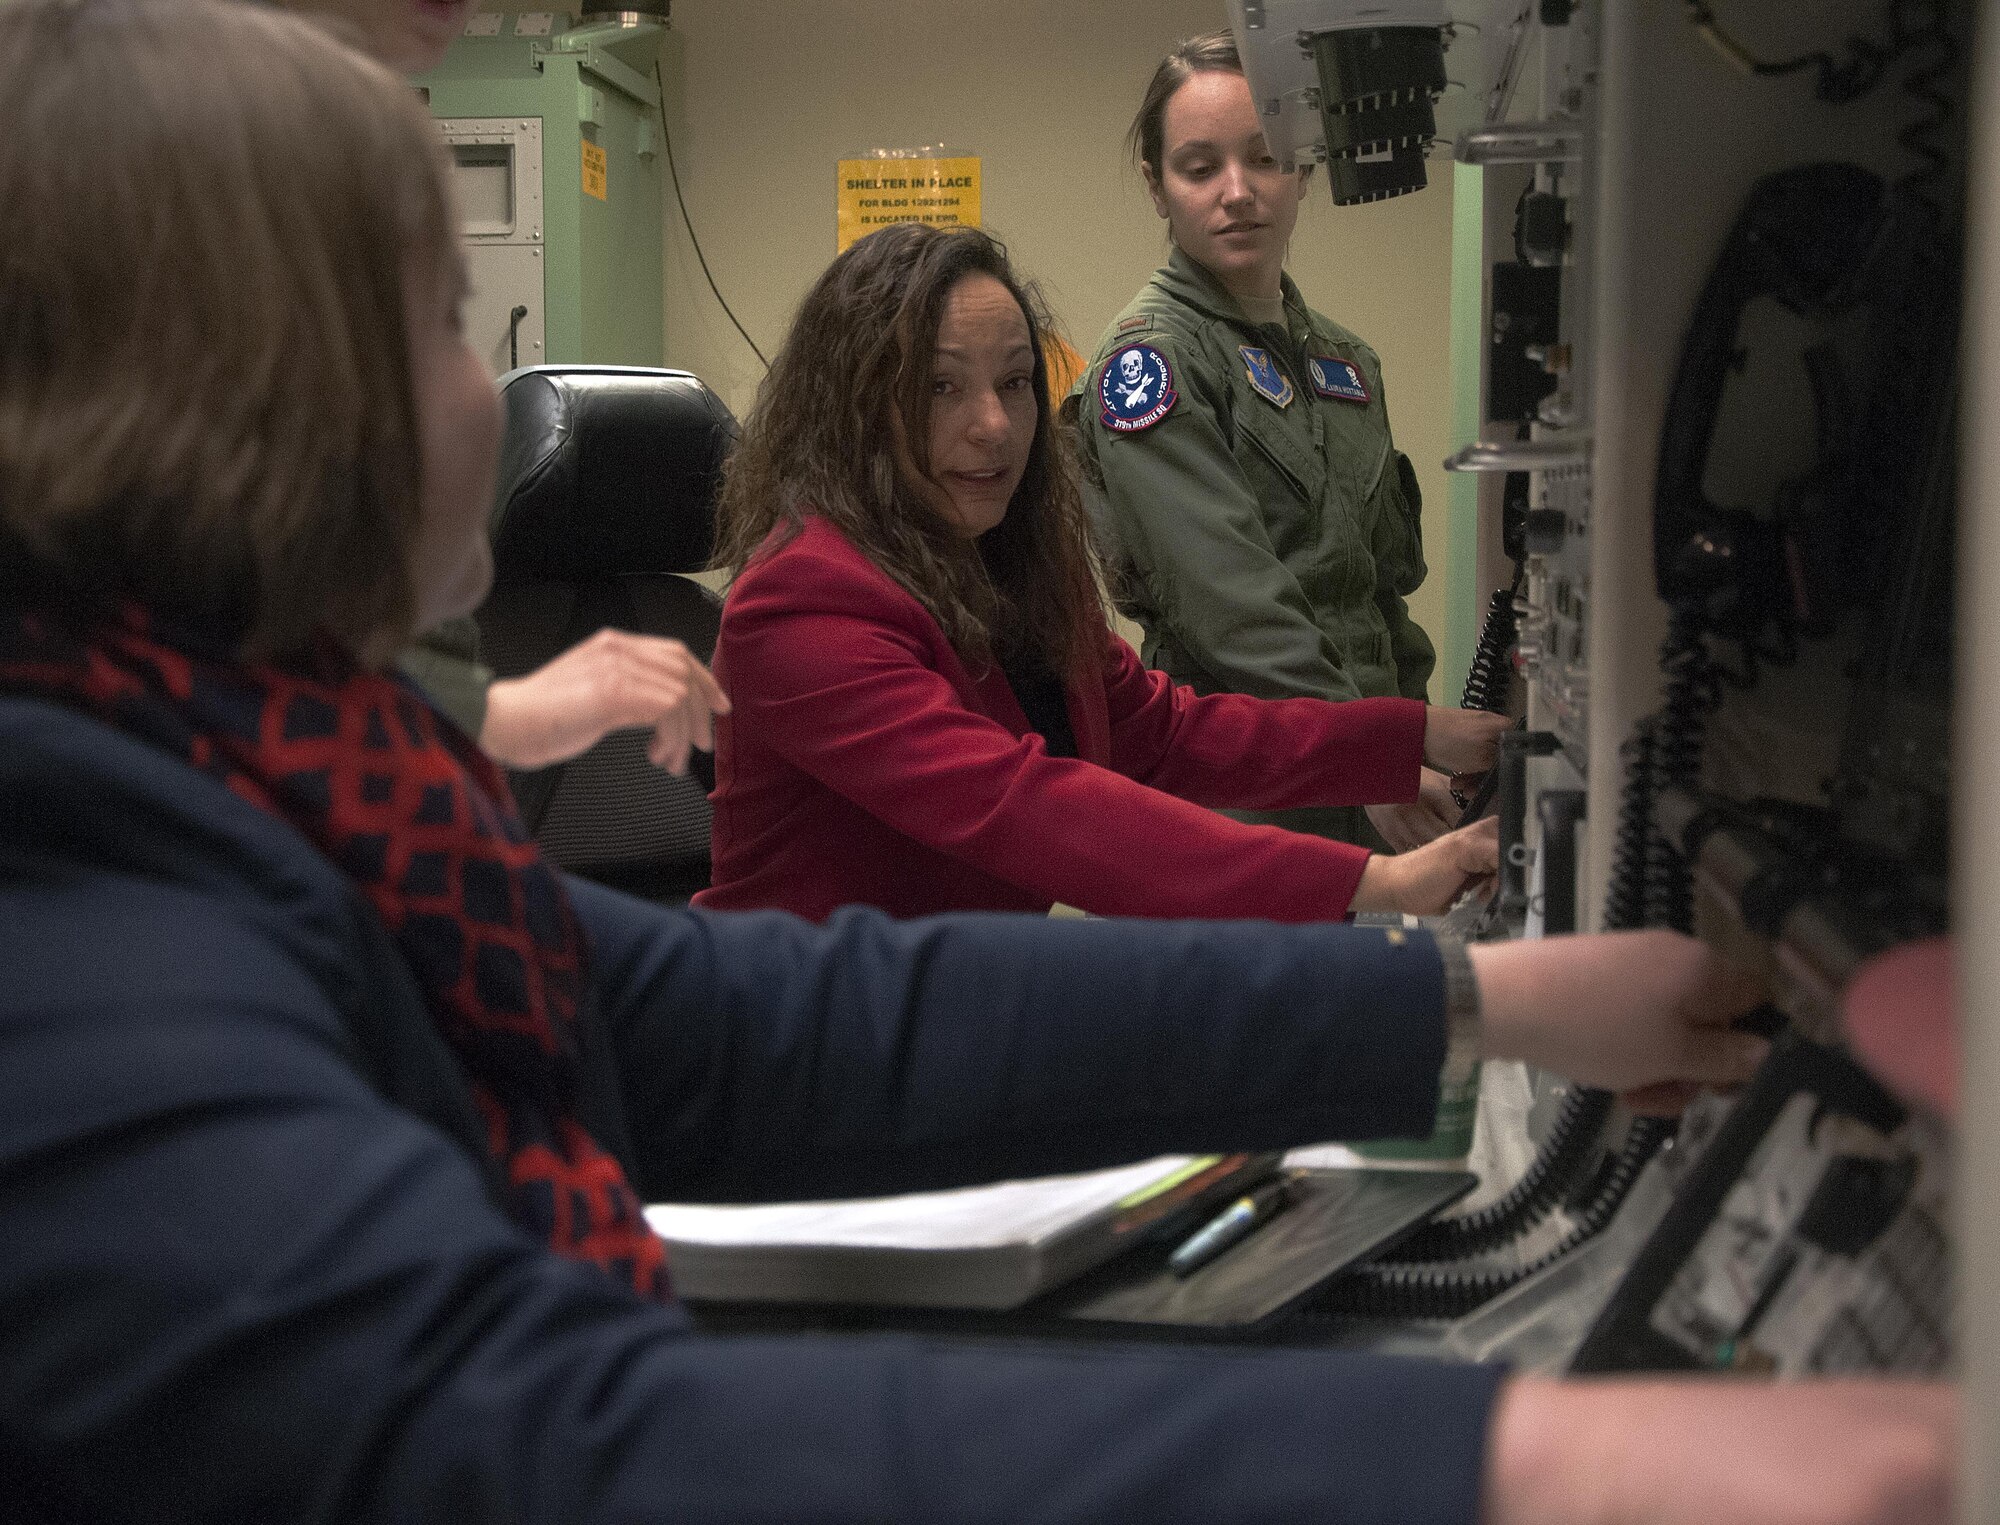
[647,1156,1220,1310]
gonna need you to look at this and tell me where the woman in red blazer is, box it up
[694,224,1503,924]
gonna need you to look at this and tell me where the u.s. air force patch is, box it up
[1099,343,1177,432]
[1239,346,1294,408]
[1309,355,1371,403]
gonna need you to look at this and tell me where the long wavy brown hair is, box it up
[713,223,1106,682]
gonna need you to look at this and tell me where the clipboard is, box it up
[682,1166,1475,1344]
[1034,1167,1477,1334]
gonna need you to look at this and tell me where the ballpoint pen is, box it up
[1167,1175,1294,1278]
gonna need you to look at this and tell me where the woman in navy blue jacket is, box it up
[0,5,1948,1523]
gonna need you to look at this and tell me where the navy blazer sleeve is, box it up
[0,876,1502,1525]
[572,879,1450,1202]
[0,705,1497,1524]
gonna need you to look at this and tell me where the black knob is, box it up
[1519,192,1569,265]
[1524,508,1568,555]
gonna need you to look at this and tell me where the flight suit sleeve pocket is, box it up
[1396,452,1423,529]
[1382,451,1428,595]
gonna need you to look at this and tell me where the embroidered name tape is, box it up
[1239,346,1294,408]
[1309,355,1371,403]
[1099,343,1177,432]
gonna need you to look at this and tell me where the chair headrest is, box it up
[489,366,738,584]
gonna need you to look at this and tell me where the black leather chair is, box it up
[478,365,737,903]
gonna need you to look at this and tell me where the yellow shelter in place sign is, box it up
[837,157,980,252]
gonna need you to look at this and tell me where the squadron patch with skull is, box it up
[1098,343,1177,433]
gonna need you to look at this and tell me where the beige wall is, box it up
[656,0,1456,692]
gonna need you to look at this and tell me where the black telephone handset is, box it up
[1653,162,1891,643]
[1552,164,1959,1377]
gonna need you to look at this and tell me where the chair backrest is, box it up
[478,365,738,902]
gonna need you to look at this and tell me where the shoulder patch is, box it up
[1238,346,1294,408]
[1116,314,1154,334]
[1309,355,1371,403]
[1098,343,1177,433]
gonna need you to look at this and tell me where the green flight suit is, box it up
[396,615,491,738]
[1066,247,1436,848]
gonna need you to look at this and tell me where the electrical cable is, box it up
[1685,0,1963,208]
[1310,1115,1672,1322]
[1460,585,1521,716]
[1385,1088,1612,1263]
[1889,0,1960,221]
[1683,0,1899,103]
[1329,0,1968,1330]
[1644,609,1724,930]
[652,60,768,369]
[1449,576,1522,817]
[1326,614,1721,1315]
[1846,5,1964,654]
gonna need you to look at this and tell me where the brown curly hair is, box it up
[712,223,1106,682]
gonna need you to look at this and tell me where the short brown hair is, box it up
[0,0,454,659]
[714,224,1106,682]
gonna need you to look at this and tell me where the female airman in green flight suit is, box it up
[1069,29,1457,854]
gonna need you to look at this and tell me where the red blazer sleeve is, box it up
[1094,632,1425,809]
[722,530,1378,921]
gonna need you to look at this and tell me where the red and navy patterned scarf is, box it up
[0,606,668,1300]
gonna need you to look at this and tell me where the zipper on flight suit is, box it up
[1239,417,1318,504]
[1233,324,1324,503]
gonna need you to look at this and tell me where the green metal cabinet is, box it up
[418,26,665,375]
